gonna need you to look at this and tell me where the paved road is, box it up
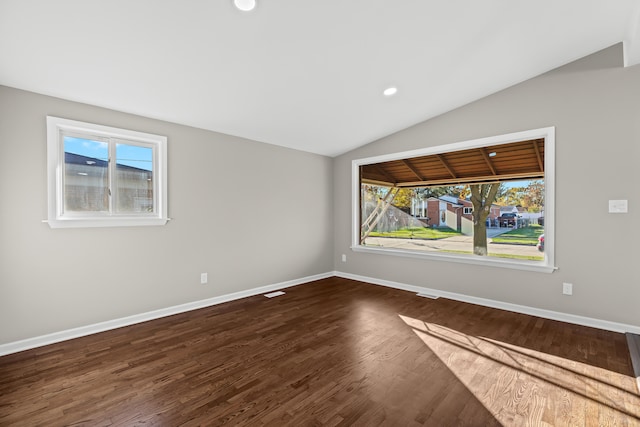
[364,227,542,258]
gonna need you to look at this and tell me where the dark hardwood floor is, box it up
[1,277,638,426]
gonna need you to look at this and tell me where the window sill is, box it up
[351,245,557,273]
[45,217,169,229]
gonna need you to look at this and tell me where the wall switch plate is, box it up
[609,200,628,213]
[562,282,572,295]
[341,254,347,262]
[201,273,208,284]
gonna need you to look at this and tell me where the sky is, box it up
[64,136,153,171]
[502,180,530,189]
[501,179,544,190]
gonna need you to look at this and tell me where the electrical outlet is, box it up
[201,273,208,284]
[341,254,347,262]
[562,282,572,295]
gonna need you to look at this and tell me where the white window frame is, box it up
[47,116,168,228]
[351,127,556,273]
[463,207,473,215]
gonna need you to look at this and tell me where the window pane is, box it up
[63,136,109,213]
[115,143,154,213]
[360,180,545,262]
[357,135,549,266]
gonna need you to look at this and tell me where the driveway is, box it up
[364,227,541,258]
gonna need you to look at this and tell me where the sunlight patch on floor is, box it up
[399,315,640,426]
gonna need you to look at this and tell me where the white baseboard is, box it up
[0,272,334,357]
[335,271,640,335]
[3,271,638,357]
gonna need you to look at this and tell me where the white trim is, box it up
[354,127,554,166]
[351,245,556,273]
[0,272,333,357]
[3,271,638,356]
[352,126,556,272]
[334,271,640,335]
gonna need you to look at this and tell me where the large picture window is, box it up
[352,127,555,273]
[47,117,168,228]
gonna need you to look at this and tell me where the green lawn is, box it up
[368,226,461,240]
[366,225,544,261]
[491,225,543,246]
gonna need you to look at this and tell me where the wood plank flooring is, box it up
[1,277,638,426]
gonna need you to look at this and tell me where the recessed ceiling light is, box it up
[234,0,256,11]
[488,152,497,157]
[383,87,398,97]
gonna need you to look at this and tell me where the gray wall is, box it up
[0,86,334,344]
[333,44,640,327]
[1,43,638,346]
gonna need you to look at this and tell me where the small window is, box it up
[47,117,168,228]
[463,207,473,215]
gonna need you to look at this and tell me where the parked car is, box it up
[537,234,545,252]
[499,212,518,227]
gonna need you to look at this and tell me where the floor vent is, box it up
[416,292,439,299]
[264,291,286,298]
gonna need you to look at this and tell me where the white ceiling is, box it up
[1,1,639,157]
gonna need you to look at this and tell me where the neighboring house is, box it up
[64,152,153,213]
[500,206,518,215]
[411,195,501,235]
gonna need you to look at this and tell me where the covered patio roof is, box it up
[361,138,545,188]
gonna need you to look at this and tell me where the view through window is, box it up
[353,128,555,271]
[361,179,545,261]
[63,136,155,215]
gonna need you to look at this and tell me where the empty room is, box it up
[1,1,639,425]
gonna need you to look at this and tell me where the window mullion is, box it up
[108,139,116,215]
[57,130,66,217]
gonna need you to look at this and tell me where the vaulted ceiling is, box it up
[1,1,639,157]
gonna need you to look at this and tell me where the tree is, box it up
[362,184,383,202]
[392,188,415,210]
[469,183,502,256]
[493,180,544,212]
[522,180,544,213]
[496,186,524,207]
[414,186,458,200]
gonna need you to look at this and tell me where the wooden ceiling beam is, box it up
[401,159,425,181]
[532,140,544,172]
[479,148,498,175]
[361,178,396,188]
[435,154,457,178]
[390,171,545,188]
